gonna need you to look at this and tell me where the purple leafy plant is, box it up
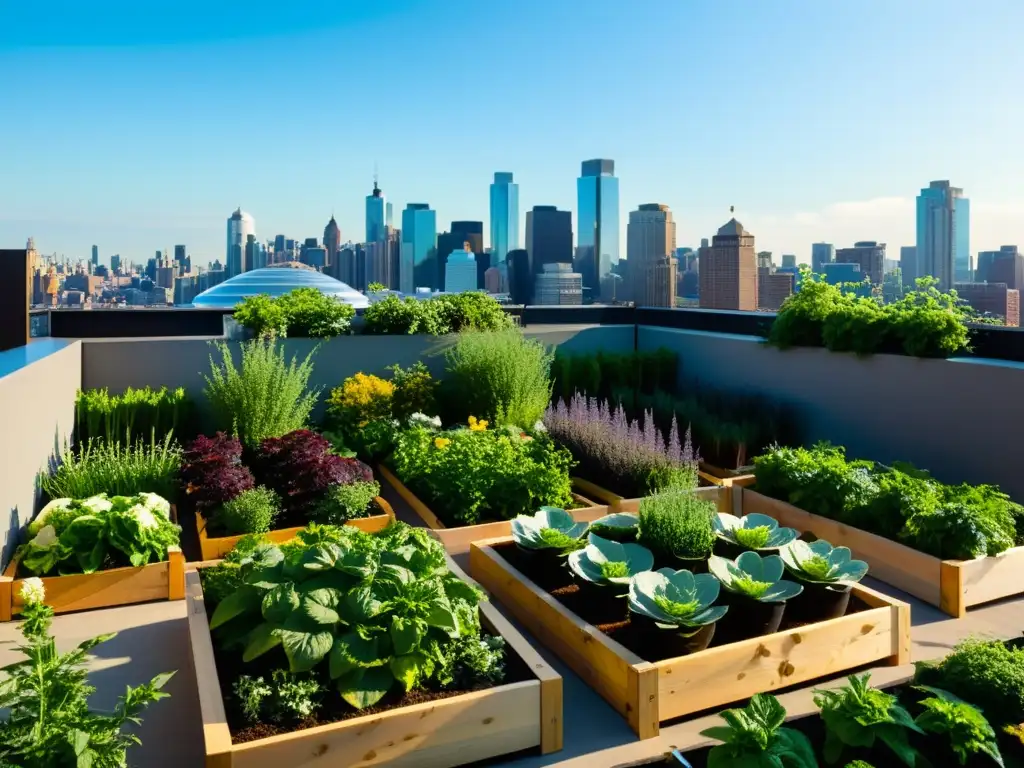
[180,432,255,508]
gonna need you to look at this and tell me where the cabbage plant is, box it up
[628,568,727,633]
[708,551,804,602]
[511,507,587,552]
[780,539,868,586]
[567,534,653,587]
[714,512,799,552]
[587,512,639,542]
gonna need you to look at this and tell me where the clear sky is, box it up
[2,0,1023,267]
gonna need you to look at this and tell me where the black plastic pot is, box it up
[784,581,852,625]
[713,539,784,561]
[513,545,568,588]
[673,555,709,574]
[630,614,716,658]
[573,578,629,625]
[713,590,786,644]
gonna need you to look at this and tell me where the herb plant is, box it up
[709,552,804,602]
[813,673,924,766]
[310,480,380,525]
[42,433,182,502]
[699,693,818,768]
[233,670,324,724]
[637,489,717,560]
[914,639,1024,725]
[212,486,281,535]
[204,339,320,449]
[0,579,174,767]
[912,685,1004,766]
[76,386,195,446]
[628,567,727,633]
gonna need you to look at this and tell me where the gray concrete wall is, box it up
[0,340,81,565]
[638,326,1024,501]
[81,325,635,422]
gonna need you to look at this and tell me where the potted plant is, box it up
[511,506,588,584]
[713,512,799,559]
[567,534,654,624]
[627,568,727,656]
[781,539,869,622]
[588,512,639,543]
[708,552,804,642]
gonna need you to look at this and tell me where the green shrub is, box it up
[76,386,195,446]
[445,330,552,428]
[233,294,287,339]
[363,293,513,335]
[233,288,354,339]
[212,486,280,535]
[637,487,717,560]
[310,480,380,525]
[389,362,438,420]
[42,433,182,501]
[234,670,323,725]
[203,339,320,449]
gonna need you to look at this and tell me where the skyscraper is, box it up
[324,216,341,268]
[526,206,573,279]
[811,243,834,274]
[576,159,620,301]
[444,245,478,294]
[977,246,1024,290]
[900,246,917,288]
[489,172,520,266]
[226,208,255,278]
[366,180,387,245]
[627,204,677,308]
[400,203,437,293]
[438,222,484,289]
[698,218,758,311]
[836,241,886,285]
[507,249,531,304]
[916,180,970,290]
[91,245,98,269]
[781,254,797,269]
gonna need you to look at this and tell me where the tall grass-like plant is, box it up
[203,339,320,449]
[76,386,195,446]
[637,486,717,561]
[444,330,552,428]
[42,432,182,501]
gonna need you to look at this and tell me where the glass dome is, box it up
[192,264,369,309]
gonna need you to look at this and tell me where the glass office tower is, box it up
[400,203,437,293]
[916,180,970,290]
[489,172,520,266]
[366,181,387,244]
[576,159,619,302]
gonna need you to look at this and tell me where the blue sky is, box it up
[2,0,1023,267]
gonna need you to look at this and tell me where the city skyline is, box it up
[3,0,1024,264]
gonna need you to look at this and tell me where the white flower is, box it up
[80,495,113,514]
[409,412,442,429]
[29,499,71,535]
[138,492,171,518]
[130,504,160,530]
[533,421,547,433]
[19,577,45,605]
[30,525,58,549]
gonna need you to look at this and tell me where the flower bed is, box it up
[188,525,563,767]
[746,444,1024,617]
[466,487,910,739]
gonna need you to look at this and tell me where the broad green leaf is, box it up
[337,550,376,579]
[278,626,334,673]
[262,584,300,624]
[748,693,786,732]
[698,726,735,743]
[210,585,261,629]
[390,617,425,656]
[329,642,358,680]
[339,631,385,667]
[338,666,393,709]
[774,728,819,768]
[297,571,355,595]
[302,543,343,571]
[344,586,384,622]
[243,623,282,662]
[424,604,458,632]
[301,589,341,625]
[390,653,425,691]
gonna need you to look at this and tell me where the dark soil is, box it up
[494,542,871,664]
[213,624,533,744]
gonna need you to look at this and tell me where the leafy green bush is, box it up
[209,523,505,711]
[913,685,1003,766]
[17,493,180,576]
[914,639,1024,726]
[233,288,355,339]
[0,580,174,767]
[42,433,182,501]
[363,293,513,335]
[310,480,380,525]
[390,422,574,526]
[204,339,320,449]
[233,294,287,339]
[699,693,817,768]
[551,347,678,403]
[212,486,280,535]
[445,331,552,428]
[637,488,717,560]
[76,386,195,446]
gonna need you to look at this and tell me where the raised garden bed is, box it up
[468,533,910,740]
[739,486,1024,618]
[570,479,732,515]
[187,560,564,768]
[194,496,397,560]
[0,545,185,620]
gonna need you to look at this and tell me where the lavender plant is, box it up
[544,393,699,498]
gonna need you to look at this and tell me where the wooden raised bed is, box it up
[468,534,911,740]
[379,464,599,531]
[0,546,185,621]
[195,497,397,560]
[738,487,1024,619]
[188,558,563,767]
[571,476,747,513]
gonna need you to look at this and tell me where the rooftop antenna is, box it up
[373,161,379,193]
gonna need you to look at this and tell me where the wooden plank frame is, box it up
[0,546,186,620]
[571,478,744,514]
[468,534,910,740]
[195,497,397,561]
[379,464,601,531]
[739,487,1024,618]
[187,554,563,767]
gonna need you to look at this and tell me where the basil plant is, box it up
[708,551,804,602]
[781,540,869,586]
[714,512,799,552]
[511,507,588,552]
[628,568,728,633]
[209,524,487,710]
[567,534,653,588]
[587,512,639,543]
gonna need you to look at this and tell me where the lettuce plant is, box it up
[511,507,588,552]
[588,512,639,542]
[780,540,868,586]
[209,523,498,710]
[700,693,818,768]
[708,552,804,602]
[568,534,653,588]
[714,512,798,552]
[627,568,727,633]
[913,685,1004,766]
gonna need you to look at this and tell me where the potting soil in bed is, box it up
[212,626,534,744]
[493,542,871,664]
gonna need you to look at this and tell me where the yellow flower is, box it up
[467,416,488,432]
[434,437,451,449]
